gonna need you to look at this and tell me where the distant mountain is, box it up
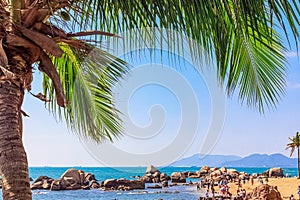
[170,154,241,167]
[170,153,297,168]
[223,153,297,168]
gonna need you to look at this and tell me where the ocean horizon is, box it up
[0,166,295,200]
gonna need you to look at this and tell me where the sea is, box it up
[0,167,298,200]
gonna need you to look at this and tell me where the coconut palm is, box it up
[0,0,299,199]
[286,132,300,178]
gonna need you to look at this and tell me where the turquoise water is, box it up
[0,167,298,199]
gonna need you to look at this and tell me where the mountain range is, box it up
[170,153,297,168]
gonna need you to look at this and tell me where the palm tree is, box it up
[0,0,299,199]
[286,132,300,178]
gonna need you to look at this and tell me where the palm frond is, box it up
[43,43,128,142]
[52,0,299,112]
[286,132,300,157]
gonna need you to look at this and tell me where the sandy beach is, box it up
[223,177,300,199]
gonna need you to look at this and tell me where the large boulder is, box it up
[50,168,99,191]
[220,167,227,173]
[188,171,200,178]
[170,172,186,183]
[199,166,210,176]
[210,169,222,177]
[102,178,145,190]
[246,184,282,200]
[200,166,210,171]
[146,165,159,174]
[268,168,283,178]
[227,169,239,178]
[102,179,118,188]
[90,180,100,189]
[141,165,162,183]
[31,176,54,190]
[85,173,97,182]
[260,168,284,178]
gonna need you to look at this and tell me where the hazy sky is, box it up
[22,30,300,167]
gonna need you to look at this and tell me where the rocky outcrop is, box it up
[170,172,186,183]
[199,166,210,176]
[188,171,200,178]
[101,178,145,190]
[268,168,283,178]
[46,168,100,191]
[146,165,160,174]
[141,165,165,183]
[31,176,54,190]
[246,184,282,200]
[261,168,283,178]
[160,173,169,187]
[227,169,239,178]
[90,180,100,189]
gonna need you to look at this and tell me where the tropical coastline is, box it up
[0,166,299,200]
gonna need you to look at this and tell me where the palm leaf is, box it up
[43,43,128,142]
[53,0,299,112]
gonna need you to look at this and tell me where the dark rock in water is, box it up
[85,173,96,182]
[102,178,145,190]
[90,180,100,189]
[82,185,90,190]
[188,171,200,178]
[31,176,54,190]
[170,172,186,183]
[30,177,33,181]
[141,165,163,183]
[147,184,162,189]
[0,178,2,189]
[246,184,282,200]
[102,179,118,189]
[162,180,168,188]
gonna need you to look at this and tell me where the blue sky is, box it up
[22,31,300,167]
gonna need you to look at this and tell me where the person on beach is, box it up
[207,179,211,191]
[298,186,300,199]
[265,177,269,184]
[251,177,254,185]
[211,185,215,197]
[290,194,295,200]
[205,189,209,198]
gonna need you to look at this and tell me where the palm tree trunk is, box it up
[0,81,32,200]
[298,146,300,179]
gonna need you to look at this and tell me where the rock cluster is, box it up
[246,184,282,200]
[31,176,54,190]
[141,165,169,184]
[101,178,145,190]
[170,172,186,183]
[31,168,99,191]
[193,166,245,182]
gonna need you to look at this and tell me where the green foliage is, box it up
[61,0,299,112]
[43,0,299,142]
[286,132,300,157]
[43,43,128,142]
